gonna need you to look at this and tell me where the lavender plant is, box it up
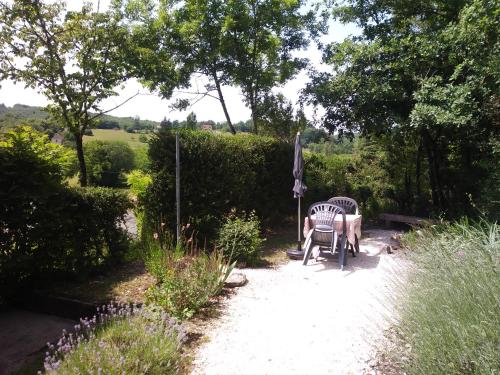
[41,303,186,375]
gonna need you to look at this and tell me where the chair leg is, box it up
[331,231,338,255]
[350,242,356,257]
[302,232,314,266]
[355,235,360,253]
[339,238,346,270]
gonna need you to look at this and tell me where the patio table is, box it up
[303,214,362,251]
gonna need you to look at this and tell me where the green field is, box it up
[83,129,150,149]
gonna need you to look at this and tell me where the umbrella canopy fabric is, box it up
[292,132,307,198]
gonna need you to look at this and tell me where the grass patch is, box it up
[399,221,500,374]
[83,129,149,149]
[259,225,296,266]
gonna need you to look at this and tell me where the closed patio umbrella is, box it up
[287,132,307,259]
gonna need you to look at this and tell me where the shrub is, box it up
[217,211,265,265]
[303,152,353,210]
[145,248,232,319]
[0,126,74,180]
[127,170,152,237]
[398,221,500,375]
[0,129,131,297]
[127,170,152,200]
[43,303,186,375]
[0,185,131,298]
[142,226,234,319]
[133,145,150,171]
[84,140,135,187]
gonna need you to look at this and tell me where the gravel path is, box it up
[191,229,408,375]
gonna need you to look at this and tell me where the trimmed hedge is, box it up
[146,130,295,239]
[145,130,364,240]
[0,129,131,298]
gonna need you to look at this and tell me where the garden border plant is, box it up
[397,221,500,375]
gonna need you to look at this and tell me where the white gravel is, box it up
[190,229,408,375]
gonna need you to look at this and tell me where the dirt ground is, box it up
[0,309,75,375]
[190,229,408,375]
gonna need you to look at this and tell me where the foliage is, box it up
[0,126,74,180]
[126,169,153,236]
[0,104,63,136]
[305,135,354,155]
[184,112,198,130]
[399,221,500,375]
[145,129,294,240]
[306,0,499,218]
[217,211,265,266]
[0,129,131,297]
[118,0,322,134]
[83,129,150,150]
[303,152,353,210]
[133,145,150,171]
[43,303,186,375]
[127,170,153,200]
[84,140,135,187]
[145,250,230,319]
[301,126,328,145]
[0,103,159,134]
[222,0,320,133]
[258,94,308,142]
[0,1,131,185]
[141,225,234,319]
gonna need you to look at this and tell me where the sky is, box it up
[0,0,359,124]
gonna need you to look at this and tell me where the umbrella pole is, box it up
[297,196,301,251]
[287,195,305,259]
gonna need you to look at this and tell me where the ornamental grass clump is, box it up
[42,303,186,375]
[142,224,234,320]
[145,247,233,319]
[399,221,500,375]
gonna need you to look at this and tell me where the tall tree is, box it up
[258,93,307,142]
[0,0,131,186]
[225,0,318,134]
[117,0,238,134]
[306,0,499,216]
[118,0,323,134]
[184,111,197,130]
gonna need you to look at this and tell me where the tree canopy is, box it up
[0,0,131,186]
[118,0,322,134]
[306,0,499,217]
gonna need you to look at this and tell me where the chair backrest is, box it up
[308,202,346,231]
[328,197,359,215]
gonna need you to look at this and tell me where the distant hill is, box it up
[0,103,160,134]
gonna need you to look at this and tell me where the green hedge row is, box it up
[145,130,295,238]
[144,130,362,240]
[0,128,131,298]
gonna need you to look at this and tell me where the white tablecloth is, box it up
[303,214,362,246]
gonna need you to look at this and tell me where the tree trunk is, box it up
[212,72,236,135]
[415,140,423,214]
[422,131,440,209]
[75,132,87,187]
[422,130,446,212]
[415,141,422,199]
[250,91,258,134]
[251,104,258,134]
